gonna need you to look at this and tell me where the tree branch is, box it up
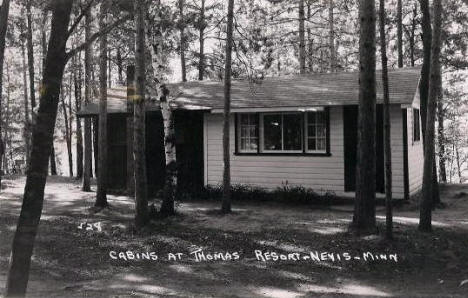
[65,14,132,61]
[66,0,95,39]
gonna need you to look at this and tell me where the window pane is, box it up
[317,138,326,150]
[317,125,326,137]
[308,138,316,151]
[283,114,302,150]
[264,114,282,150]
[239,114,258,151]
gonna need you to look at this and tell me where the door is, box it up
[343,105,385,193]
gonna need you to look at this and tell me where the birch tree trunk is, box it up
[83,8,92,190]
[379,0,392,240]
[298,0,306,74]
[95,0,109,208]
[61,81,74,177]
[159,86,177,216]
[0,0,11,187]
[222,0,235,214]
[419,0,442,232]
[353,0,376,233]
[133,0,149,227]
[5,1,73,295]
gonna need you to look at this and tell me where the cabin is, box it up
[78,67,423,200]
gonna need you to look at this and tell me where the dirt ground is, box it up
[1,176,468,298]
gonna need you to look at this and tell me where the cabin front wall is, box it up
[204,105,408,199]
[406,106,424,196]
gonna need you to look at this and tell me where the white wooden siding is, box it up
[406,106,424,195]
[204,105,409,199]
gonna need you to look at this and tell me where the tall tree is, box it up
[419,0,441,206]
[95,0,109,208]
[0,0,11,187]
[298,0,306,73]
[397,0,403,68]
[26,0,36,110]
[74,51,83,179]
[419,0,443,232]
[159,85,177,216]
[437,85,447,183]
[353,0,376,233]
[379,0,392,239]
[20,22,31,166]
[198,0,206,80]
[221,0,235,214]
[133,0,149,227]
[82,7,92,191]
[329,0,336,71]
[179,0,187,82]
[5,1,74,295]
[60,81,73,177]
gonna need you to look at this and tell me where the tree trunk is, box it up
[133,0,149,227]
[307,2,313,72]
[455,144,462,183]
[95,0,109,208]
[397,0,403,68]
[60,83,73,177]
[93,116,98,177]
[221,0,235,214]
[50,142,57,175]
[159,86,177,216]
[409,4,417,67]
[26,0,36,111]
[0,0,11,187]
[21,32,31,167]
[379,0,392,240]
[126,65,135,195]
[198,0,205,80]
[179,0,187,82]
[419,0,441,206]
[298,0,306,74]
[108,48,112,88]
[353,0,376,233]
[83,7,92,191]
[5,1,73,295]
[74,53,83,179]
[117,48,123,84]
[329,0,336,71]
[437,90,447,183]
[419,0,442,232]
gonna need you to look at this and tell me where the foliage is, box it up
[195,183,338,205]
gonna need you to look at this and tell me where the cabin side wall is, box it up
[406,107,424,195]
[203,105,407,198]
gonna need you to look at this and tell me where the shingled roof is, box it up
[78,67,420,116]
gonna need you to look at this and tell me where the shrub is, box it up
[192,183,337,206]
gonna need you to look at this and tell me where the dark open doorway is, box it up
[343,105,384,193]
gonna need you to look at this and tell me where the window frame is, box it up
[305,110,328,153]
[234,108,331,156]
[260,113,304,153]
[236,113,259,153]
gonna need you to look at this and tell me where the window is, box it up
[238,114,258,152]
[306,111,327,152]
[413,108,420,142]
[262,113,303,152]
[236,109,329,155]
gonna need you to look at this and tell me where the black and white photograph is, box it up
[0,0,467,297]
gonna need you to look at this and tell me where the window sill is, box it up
[234,152,332,157]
